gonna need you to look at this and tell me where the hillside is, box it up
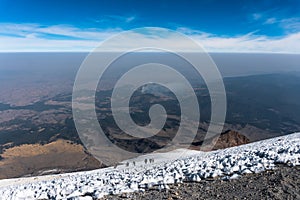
[0,132,299,199]
[212,130,250,150]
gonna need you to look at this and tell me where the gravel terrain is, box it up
[103,165,300,200]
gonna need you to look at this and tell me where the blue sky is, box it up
[0,0,299,52]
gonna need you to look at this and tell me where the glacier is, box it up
[0,132,299,200]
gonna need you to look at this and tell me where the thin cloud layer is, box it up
[0,23,299,53]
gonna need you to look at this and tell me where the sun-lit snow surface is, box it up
[0,133,299,200]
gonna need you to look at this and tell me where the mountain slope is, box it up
[212,130,250,150]
[0,132,299,199]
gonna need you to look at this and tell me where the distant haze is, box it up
[0,53,299,79]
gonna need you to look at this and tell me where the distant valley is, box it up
[0,72,300,178]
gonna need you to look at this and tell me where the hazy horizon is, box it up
[0,52,300,78]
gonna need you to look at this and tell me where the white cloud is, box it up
[252,13,262,20]
[279,17,300,32]
[125,16,136,23]
[92,15,136,24]
[0,23,299,53]
[264,17,277,24]
[196,32,300,53]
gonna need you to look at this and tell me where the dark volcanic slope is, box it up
[212,130,250,150]
[224,73,300,135]
[102,165,300,200]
